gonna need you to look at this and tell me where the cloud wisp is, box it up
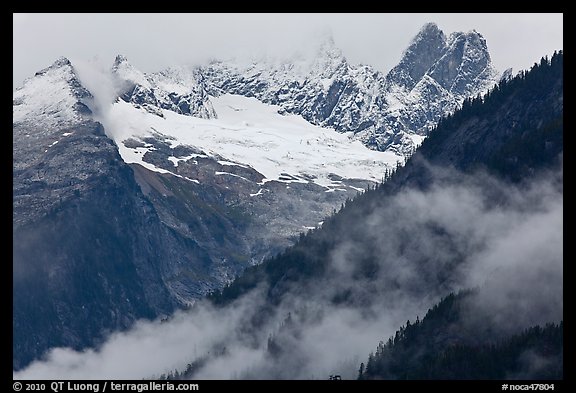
[14,161,563,380]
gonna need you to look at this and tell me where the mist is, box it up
[13,14,563,90]
[14,158,562,379]
[72,58,124,137]
[13,289,269,379]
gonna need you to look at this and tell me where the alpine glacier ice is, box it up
[108,94,402,189]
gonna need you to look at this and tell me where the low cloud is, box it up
[73,58,118,118]
[15,161,563,380]
[14,289,269,379]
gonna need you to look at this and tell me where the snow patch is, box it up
[105,94,401,187]
[217,160,249,168]
[408,134,426,148]
[250,189,265,197]
[215,172,252,182]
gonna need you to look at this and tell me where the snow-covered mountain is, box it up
[13,55,391,371]
[113,55,216,119]
[109,92,400,190]
[13,22,502,372]
[14,58,178,370]
[106,54,402,254]
[13,57,92,132]
[108,23,500,162]
[13,57,97,224]
[203,23,500,155]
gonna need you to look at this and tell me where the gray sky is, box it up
[13,13,563,90]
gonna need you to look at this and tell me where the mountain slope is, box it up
[104,74,402,285]
[13,59,249,370]
[13,59,174,369]
[213,52,563,307]
[12,53,397,371]
[359,292,563,380]
[12,24,558,378]
[197,52,562,379]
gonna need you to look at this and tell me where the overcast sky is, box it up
[13,13,563,90]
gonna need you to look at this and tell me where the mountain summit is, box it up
[377,24,499,153]
[13,56,92,130]
[203,23,500,155]
[386,22,448,90]
[112,55,216,119]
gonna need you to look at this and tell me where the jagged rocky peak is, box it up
[112,54,216,119]
[112,54,151,91]
[34,56,71,75]
[13,56,93,128]
[387,23,498,97]
[500,67,514,82]
[113,54,128,67]
[429,29,498,97]
[387,22,447,90]
[308,31,348,78]
[314,31,343,60]
[365,24,500,153]
[190,23,500,155]
[28,56,92,101]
